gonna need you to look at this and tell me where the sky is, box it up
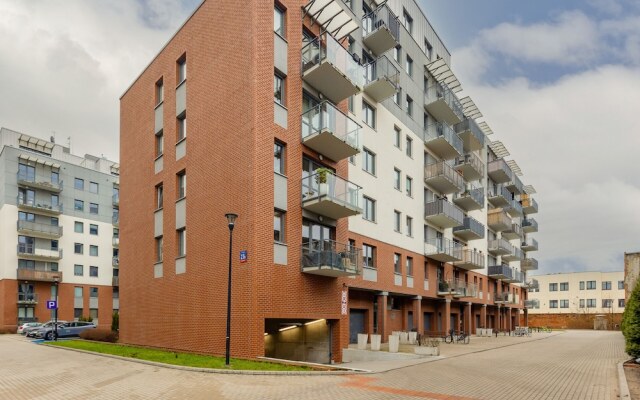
[0,0,638,275]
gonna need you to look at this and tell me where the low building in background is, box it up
[625,252,640,299]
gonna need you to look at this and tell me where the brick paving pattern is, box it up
[0,330,626,399]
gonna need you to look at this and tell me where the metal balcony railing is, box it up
[112,215,119,225]
[424,82,464,122]
[112,237,119,247]
[16,195,63,214]
[453,216,485,239]
[113,257,119,267]
[423,122,463,158]
[362,3,400,43]
[112,193,119,206]
[455,248,486,270]
[487,209,511,231]
[424,237,463,259]
[17,220,63,237]
[424,198,464,227]
[17,171,63,192]
[522,237,539,250]
[16,266,62,282]
[494,292,516,304]
[364,54,399,85]
[453,186,485,211]
[488,238,514,254]
[505,175,524,194]
[17,293,39,304]
[524,299,540,308]
[488,264,513,280]
[487,185,511,206]
[454,152,485,178]
[521,194,539,214]
[438,278,477,297]
[506,198,523,216]
[521,258,539,271]
[301,101,361,152]
[454,118,486,150]
[522,218,538,232]
[424,161,464,194]
[301,239,361,276]
[487,159,513,183]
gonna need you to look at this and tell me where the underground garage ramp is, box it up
[264,318,332,364]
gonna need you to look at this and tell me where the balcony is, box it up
[301,240,360,277]
[301,170,361,220]
[112,193,119,207]
[506,199,523,218]
[521,258,538,271]
[487,186,511,208]
[487,209,511,232]
[112,276,119,286]
[424,162,464,194]
[362,4,399,55]
[17,220,63,239]
[301,33,364,104]
[454,248,485,271]
[521,278,539,290]
[363,55,399,102]
[17,171,63,193]
[506,269,522,284]
[502,247,523,263]
[454,152,484,182]
[489,265,512,281]
[112,214,119,227]
[438,279,477,298]
[502,222,522,240]
[521,194,539,214]
[521,237,539,252]
[17,293,39,305]
[494,292,517,304]
[17,244,62,261]
[112,257,119,267]
[453,186,484,211]
[424,82,464,125]
[454,118,485,152]
[488,239,513,256]
[487,159,513,184]
[17,267,62,283]
[301,101,361,162]
[524,299,540,308]
[522,218,538,233]
[424,238,462,262]
[112,237,119,247]
[423,123,463,160]
[453,216,485,241]
[424,199,463,229]
[505,175,524,194]
[17,195,63,216]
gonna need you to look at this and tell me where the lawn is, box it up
[49,340,314,371]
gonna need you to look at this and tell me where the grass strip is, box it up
[49,340,313,371]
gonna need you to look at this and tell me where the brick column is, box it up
[481,304,487,329]
[506,308,512,332]
[444,299,452,334]
[465,302,472,334]
[524,309,529,326]
[378,292,388,342]
[496,305,502,331]
[413,296,423,334]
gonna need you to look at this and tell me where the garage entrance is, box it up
[264,318,331,363]
[349,309,366,343]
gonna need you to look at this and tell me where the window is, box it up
[587,299,596,308]
[362,244,375,268]
[89,309,98,321]
[155,236,163,262]
[274,142,285,175]
[74,286,83,298]
[579,299,585,308]
[362,148,376,175]
[177,228,186,257]
[177,171,186,198]
[51,194,59,207]
[90,245,98,257]
[87,181,99,194]
[405,55,413,76]
[74,308,83,319]
[18,212,35,222]
[51,171,60,184]
[156,184,164,209]
[74,243,83,255]
[74,178,84,190]
[89,203,99,215]
[402,10,413,34]
[177,115,187,141]
[560,300,569,308]
[405,136,413,157]
[587,280,596,290]
[155,79,164,105]
[405,176,412,197]
[425,39,433,60]
[549,283,558,292]
[394,127,401,148]
[274,73,285,105]
[155,131,164,157]
[406,216,413,236]
[362,101,376,128]
[560,282,569,291]
[90,266,98,277]
[394,253,401,274]
[177,56,187,83]
[274,5,285,37]
[405,95,413,116]
[406,257,413,276]
[602,299,613,308]
[74,222,83,233]
[394,88,401,105]
[51,217,58,226]
[274,210,285,242]
[363,196,376,222]
[619,299,626,307]
[51,240,59,251]
[393,210,401,232]
[90,287,98,298]
[549,300,558,309]
[580,281,585,290]
[74,264,83,276]
[393,168,401,190]
[348,95,354,113]
[393,45,401,62]
[602,281,612,290]
[619,280,625,290]
[89,224,98,235]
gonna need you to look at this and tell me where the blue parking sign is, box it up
[239,250,247,263]
[46,300,57,310]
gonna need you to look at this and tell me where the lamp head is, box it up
[225,213,238,231]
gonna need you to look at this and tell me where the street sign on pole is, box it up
[46,300,57,310]
[239,250,247,263]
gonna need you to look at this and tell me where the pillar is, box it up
[481,304,487,328]
[413,296,423,334]
[465,302,472,334]
[496,305,501,331]
[444,299,452,333]
[506,308,512,332]
[524,309,529,327]
[378,292,388,342]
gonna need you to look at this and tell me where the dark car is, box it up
[36,321,96,340]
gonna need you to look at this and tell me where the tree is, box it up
[622,280,640,358]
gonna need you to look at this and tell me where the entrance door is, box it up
[424,312,432,333]
[349,309,366,343]
[407,311,414,331]
[450,315,456,333]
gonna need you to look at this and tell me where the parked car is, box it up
[25,321,67,338]
[36,321,96,340]
[17,322,41,334]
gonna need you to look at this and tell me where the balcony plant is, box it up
[314,167,332,196]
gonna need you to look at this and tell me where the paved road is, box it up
[0,330,625,399]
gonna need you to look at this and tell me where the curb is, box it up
[618,362,631,399]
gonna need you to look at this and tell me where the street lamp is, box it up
[224,213,238,366]
[53,277,59,341]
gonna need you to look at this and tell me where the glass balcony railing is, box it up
[521,258,539,271]
[487,185,511,207]
[454,152,484,181]
[488,264,513,280]
[17,171,63,192]
[424,82,464,124]
[453,186,484,211]
[424,161,464,194]
[505,175,524,194]
[455,248,486,270]
[424,198,464,228]
[17,244,63,259]
[362,4,400,55]
[301,239,361,277]
[487,159,513,184]
[454,118,485,151]
[17,293,39,304]
[524,299,540,308]
[522,237,539,251]
[506,198,523,217]
[112,193,119,206]
[424,237,463,261]
[423,122,463,160]
[522,218,538,233]
[488,238,514,255]
[363,55,399,101]
[301,101,361,161]
[438,278,477,298]
[112,214,120,225]
[17,220,63,237]
[17,195,63,214]
[302,170,361,219]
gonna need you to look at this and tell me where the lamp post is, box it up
[224,213,238,366]
[53,277,59,341]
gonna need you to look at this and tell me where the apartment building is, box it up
[526,271,624,329]
[0,128,120,330]
[119,0,539,363]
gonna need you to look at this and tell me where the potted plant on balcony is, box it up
[314,167,332,196]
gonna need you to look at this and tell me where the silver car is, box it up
[17,322,41,334]
[25,321,67,338]
[36,321,96,340]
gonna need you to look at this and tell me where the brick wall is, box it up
[526,313,623,330]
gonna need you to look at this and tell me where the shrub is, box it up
[78,316,93,322]
[111,311,119,332]
[80,328,118,343]
[622,281,640,358]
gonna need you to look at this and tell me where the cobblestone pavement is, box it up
[0,330,626,400]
